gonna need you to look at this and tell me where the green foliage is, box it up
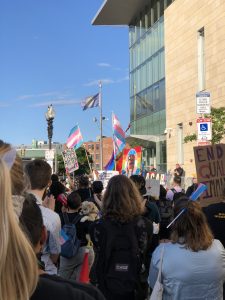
[184,133,197,143]
[184,106,225,144]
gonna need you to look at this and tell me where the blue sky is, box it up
[0,0,129,146]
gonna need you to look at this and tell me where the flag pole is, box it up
[83,145,93,174]
[99,81,103,170]
[112,112,116,171]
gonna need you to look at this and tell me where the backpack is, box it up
[61,213,82,259]
[170,188,185,204]
[99,219,142,295]
[158,198,173,226]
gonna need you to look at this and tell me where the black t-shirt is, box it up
[76,188,92,202]
[39,274,105,300]
[203,201,225,247]
[59,212,92,246]
[30,275,94,300]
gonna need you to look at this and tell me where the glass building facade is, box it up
[128,0,173,171]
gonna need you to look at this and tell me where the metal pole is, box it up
[99,81,103,170]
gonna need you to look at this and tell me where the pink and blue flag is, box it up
[66,125,83,150]
[112,114,126,158]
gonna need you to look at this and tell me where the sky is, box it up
[0,0,129,146]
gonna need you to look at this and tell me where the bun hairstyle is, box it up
[171,197,213,251]
[0,159,38,300]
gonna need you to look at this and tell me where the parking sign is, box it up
[197,118,212,141]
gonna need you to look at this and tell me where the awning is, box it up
[126,134,166,148]
[92,0,149,25]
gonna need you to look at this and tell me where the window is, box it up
[88,144,94,150]
[198,27,205,91]
[96,144,100,151]
[95,154,100,160]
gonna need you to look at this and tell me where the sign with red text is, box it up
[197,118,212,141]
[194,144,225,206]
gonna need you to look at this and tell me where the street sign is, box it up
[196,91,211,114]
[45,149,55,160]
[197,118,212,141]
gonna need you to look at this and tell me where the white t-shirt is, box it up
[32,193,61,275]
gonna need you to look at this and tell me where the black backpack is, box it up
[171,188,186,205]
[61,213,82,259]
[99,219,142,295]
[158,198,173,225]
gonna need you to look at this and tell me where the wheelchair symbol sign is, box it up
[200,123,208,131]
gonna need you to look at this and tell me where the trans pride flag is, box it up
[66,125,83,150]
[112,113,126,158]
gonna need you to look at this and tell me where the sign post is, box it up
[196,91,211,114]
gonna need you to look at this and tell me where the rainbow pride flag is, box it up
[66,125,83,150]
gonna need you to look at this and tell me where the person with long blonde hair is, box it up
[0,158,38,300]
[89,175,153,300]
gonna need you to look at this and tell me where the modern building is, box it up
[93,0,225,176]
[84,137,113,170]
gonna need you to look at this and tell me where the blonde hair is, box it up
[0,159,38,300]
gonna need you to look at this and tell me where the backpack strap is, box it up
[71,214,82,225]
[170,188,177,194]
[62,212,70,225]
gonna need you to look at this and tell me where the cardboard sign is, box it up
[145,179,160,199]
[194,144,225,206]
[62,148,79,173]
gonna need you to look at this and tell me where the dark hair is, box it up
[159,184,167,199]
[19,193,43,247]
[25,159,51,190]
[174,176,181,185]
[92,181,103,194]
[171,197,213,251]
[130,175,146,195]
[102,175,143,223]
[79,175,89,188]
[51,174,59,182]
[67,192,81,210]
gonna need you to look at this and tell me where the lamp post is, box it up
[45,104,55,150]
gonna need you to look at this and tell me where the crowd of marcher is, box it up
[0,139,225,300]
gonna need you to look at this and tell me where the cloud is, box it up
[84,79,114,87]
[97,63,111,68]
[18,91,60,100]
[116,75,129,83]
[0,102,10,107]
[30,99,81,108]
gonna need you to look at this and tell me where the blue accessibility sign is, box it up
[200,123,208,131]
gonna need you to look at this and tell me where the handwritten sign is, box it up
[194,144,225,206]
[62,148,79,173]
[145,179,160,199]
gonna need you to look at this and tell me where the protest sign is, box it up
[145,179,160,199]
[62,148,79,173]
[122,147,142,176]
[98,170,119,188]
[194,144,225,206]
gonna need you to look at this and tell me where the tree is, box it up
[56,148,93,176]
[184,107,225,144]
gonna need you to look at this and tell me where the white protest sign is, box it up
[62,148,79,173]
[145,179,160,199]
[45,149,55,160]
[98,170,119,188]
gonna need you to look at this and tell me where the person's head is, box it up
[192,174,197,184]
[67,191,81,210]
[175,163,180,169]
[171,197,213,251]
[130,175,146,195]
[173,176,181,186]
[25,159,52,191]
[159,184,167,199]
[51,174,59,182]
[92,180,104,194]
[0,140,27,195]
[19,193,46,254]
[102,175,143,223]
[79,175,89,188]
[0,158,38,300]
